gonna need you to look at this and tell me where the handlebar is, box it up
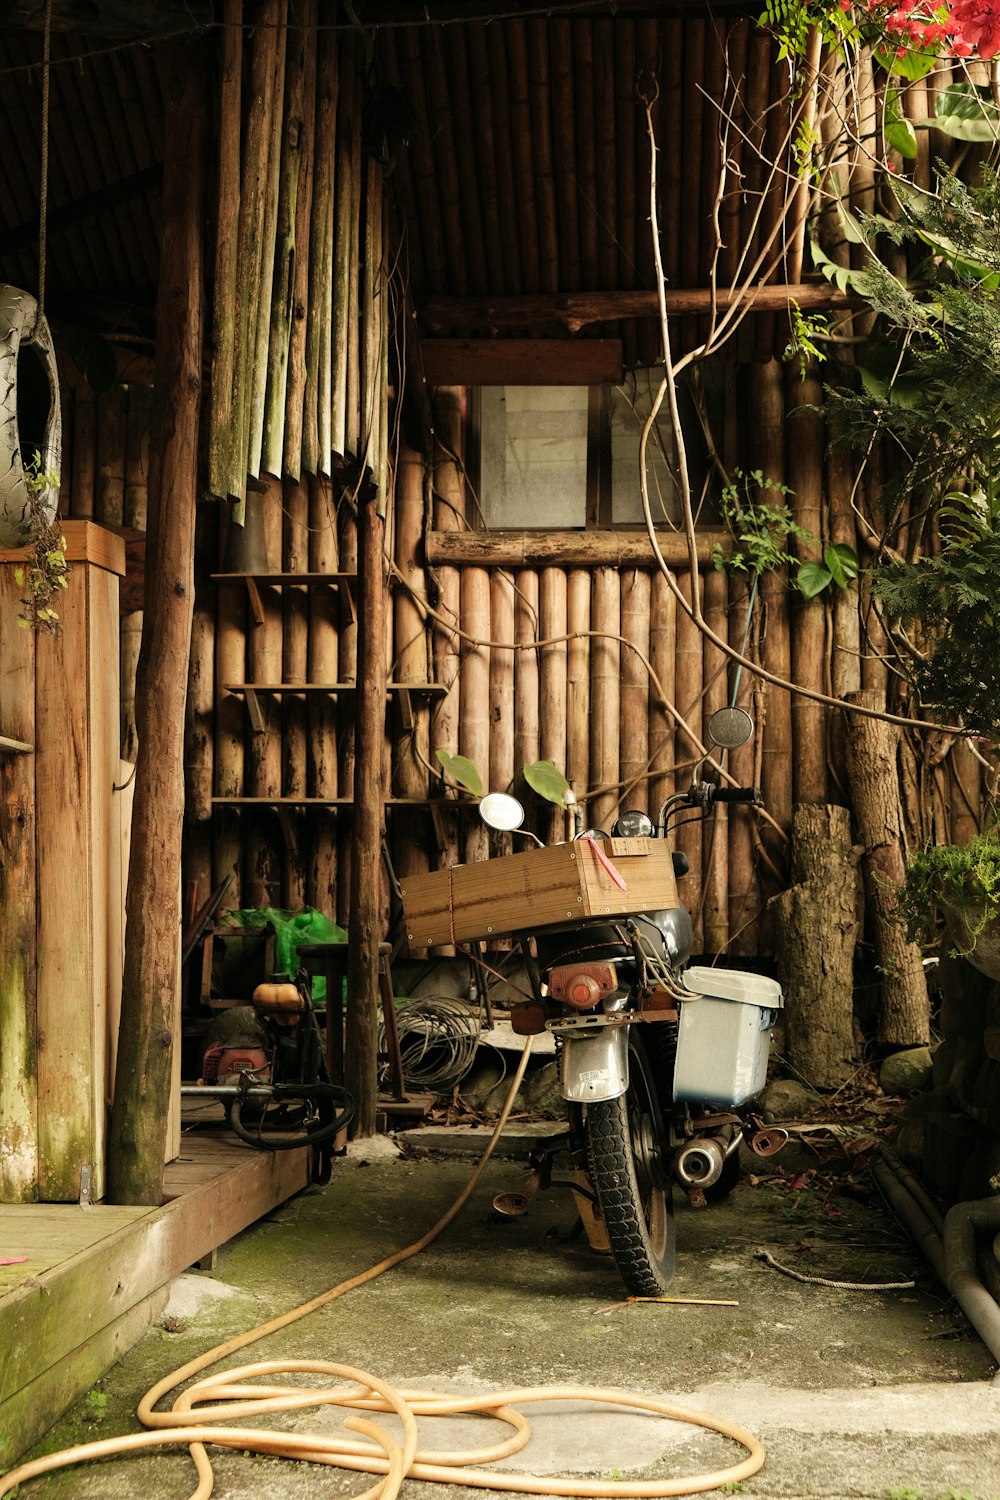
[710,785,761,805]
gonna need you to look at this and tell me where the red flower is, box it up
[949,0,1000,58]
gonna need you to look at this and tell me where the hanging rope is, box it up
[34,0,53,332]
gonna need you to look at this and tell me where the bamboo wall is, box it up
[55,349,987,961]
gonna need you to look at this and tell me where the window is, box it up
[474,368,717,531]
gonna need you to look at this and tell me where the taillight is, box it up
[547,961,617,1010]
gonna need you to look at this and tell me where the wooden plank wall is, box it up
[55,360,987,963]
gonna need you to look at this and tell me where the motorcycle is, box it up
[477,707,787,1295]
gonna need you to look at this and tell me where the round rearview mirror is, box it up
[707,705,754,751]
[479,792,525,832]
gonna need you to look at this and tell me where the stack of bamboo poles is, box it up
[208,0,375,509]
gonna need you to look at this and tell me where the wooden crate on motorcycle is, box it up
[400,838,679,948]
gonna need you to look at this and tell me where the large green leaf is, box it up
[523,759,571,806]
[435,750,483,796]
[824,542,860,586]
[796,561,832,599]
[875,41,939,82]
[911,83,1000,143]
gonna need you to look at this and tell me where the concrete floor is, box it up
[8,1125,1000,1500]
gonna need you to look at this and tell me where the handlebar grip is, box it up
[712,786,760,805]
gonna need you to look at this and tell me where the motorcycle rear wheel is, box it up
[584,1032,676,1294]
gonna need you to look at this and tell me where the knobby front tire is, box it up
[584,1033,676,1295]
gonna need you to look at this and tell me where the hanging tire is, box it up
[0,286,61,547]
[584,1031,676,1294]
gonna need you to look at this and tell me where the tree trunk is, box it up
[107,44,207,1204]
[770,805,859,1089]
[844,688,930,1047]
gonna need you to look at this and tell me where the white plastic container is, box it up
[673,965,783,1107]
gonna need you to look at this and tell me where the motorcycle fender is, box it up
[559,1028,629,1103]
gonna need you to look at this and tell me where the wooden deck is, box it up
[0,1126,308,1465]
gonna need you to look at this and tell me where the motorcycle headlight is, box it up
[611,808,653,839]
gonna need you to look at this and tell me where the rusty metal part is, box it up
[492,1167,544,1217]
[686,1186,707,1209]
[746,1124,789,1157]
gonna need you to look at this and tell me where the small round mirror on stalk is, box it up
[707,706,754,751]
[479,792,526,832]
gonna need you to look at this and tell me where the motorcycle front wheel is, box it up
[584,1031,676,1294]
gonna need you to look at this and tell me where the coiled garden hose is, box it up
[0,1038,765,1500]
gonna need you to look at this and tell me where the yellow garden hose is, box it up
[0,1039,766,1499]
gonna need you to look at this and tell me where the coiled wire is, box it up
[380,995,481,1091]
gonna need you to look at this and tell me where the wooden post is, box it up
[282,0,317,480]
[701,566,729,954]
[208,0,242,498]
[393,442,431,889]
[648,568,676,815]
[430,388,464,907]
[514,567,540,795]
[754,361,792,886]
[335,506,358,929]
[245,480,283,907]
[346,486,387,1138]
[107,43,207,1205]
[675,570,703,951]
[460,567,491,864]
[184,497,217,910]
[0,570,37,1200]
[282,474,310,910]
[489,568,516,853]
[844,687,930,1048]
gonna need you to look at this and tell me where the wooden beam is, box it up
[419,337,623,386]
[424,528,727,568]
[417,283,859,337]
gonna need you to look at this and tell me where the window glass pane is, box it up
[479,386,588,529]
[610,369,682,526]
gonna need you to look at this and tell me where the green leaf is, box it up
[921,83,1000,143]
[523,759,571,806]
[876,42,938,83]
[885,87,919,159]
[835,197,869,247]
[825,542,860,585]
[434,750,483,796]
[796,561,833,599]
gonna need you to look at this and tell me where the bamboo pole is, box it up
[331,33,355,463]
[393,442,431,889]
[362,160,387,500]
[539,565,568,842]
[566,568,591,815]
[69,385,97,518]
[346,487,389,1137]
[755,361,793,883]
[185,497,217,910]
[514,567,540,792]
[336,505,358,929]
[345,37,362,461]
[647,567,677,821]
[248,0,288,478]
[424,529,726,567]
[282,474,310,909]
[303,22,337,474]
[262,0,308,478]
[460,567,491,865]
[675,570,703,952]
[727,576,761,957]
[207,0,241,497]
[120,385,150,762]
[228,0,280,504]
[785,361,828,805]
[430,388,464,906]
[701,566,729,955]
[826,387,862,787]
[308,474,340,917]
[107,41,207,1205]
[281,0,317,481]
[96,385,127,527]
[245,480,284,908]
[619,567,650,816]
[489,570,517,858]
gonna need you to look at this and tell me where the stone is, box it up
[879,1046,933,1096]
[759,1077,820,1121]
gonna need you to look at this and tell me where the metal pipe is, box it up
[674,1136,725,1188]
[872,1158,1000,1385]
[943,1196,1000,1374]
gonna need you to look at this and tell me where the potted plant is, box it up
[899,829,1000,980]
